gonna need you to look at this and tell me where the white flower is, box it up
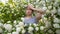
[24,24,28,27]
[20,26,24,29]
[19,22,24,27]
[7,33,11,34]
[14,14,16,16]
[51,7,57,14]
[12,27,15,31]
[13,20,17,24]
[21,17,24,22]
[55,0,59,2]
[42,7,47,11]
[12,31,19,34]
[28,26,34,31]
[54,2,59,7]
[42,17,47,23]
[48,6,52,9]
[24,5,27,7]
[13,0,20,2]
[46,10,50,14]
[10,4,13,8]
[35,27,39,31]
[43,4,46,7]
[16,25,20,27]
[0,23,3,27]
[12,11,14,13]
[33,23,37,27]
[7,11,10,14]
[13,0,16,2]
[29,23,32,26]
[53,24,60,28]
[36,5,39,8]
[54,18,60,23]
[36,0,39,2]
[41,15,44,19]
[22,29,26,34]
[16,27,21,32]
[40,0,45,4]
[46,0,52,2]
[7,21,11,23]
[40,26,45,30]
[56,30,60,34]
[0,28,3,33]
[0,0,8,4]
[13,20,17,26]
[45,21,51,28]
[28,31,33,34]
[58,8,60,15]
[4,24,12,32]
[48,29,53,33]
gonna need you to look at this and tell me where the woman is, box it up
[24,4,45,34]
[24,4,44,24]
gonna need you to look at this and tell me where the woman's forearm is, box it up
[32,8,42,12]
[31,8,39,11]
[29,5,45,14]
[32,8,44,14]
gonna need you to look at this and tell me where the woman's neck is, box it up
[25,16,32,19]
[26,16,32,18]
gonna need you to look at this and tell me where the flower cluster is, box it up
[0,0,60,34]
[0,21,46,34]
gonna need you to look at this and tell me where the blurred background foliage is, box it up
[0,0,60,34]
[0,0,60,23]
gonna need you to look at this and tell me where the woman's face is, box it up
[26,5,33,16]
[26,9,32,16]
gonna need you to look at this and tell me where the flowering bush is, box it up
[0,0,60,34]
[0,21,46,34]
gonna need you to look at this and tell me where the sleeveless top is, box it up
[24,17,37,24]
[24,17,37,34]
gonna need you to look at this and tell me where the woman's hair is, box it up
[26,6,34,13]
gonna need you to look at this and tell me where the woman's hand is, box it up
[27,4,45,14]
[27,4,34,10]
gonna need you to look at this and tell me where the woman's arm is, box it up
[31,8,45,14]
[31,8,45,20]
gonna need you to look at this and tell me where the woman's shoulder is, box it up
[24,16,36,19]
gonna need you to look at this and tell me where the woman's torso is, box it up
[24,16,37,24]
